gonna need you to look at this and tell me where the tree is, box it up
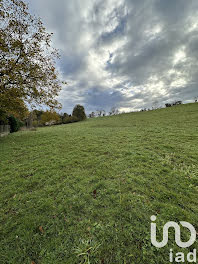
[0,108,8,124]
[88,112,95,118]
[40,111,61,125]
[0,95,28,119]
[0,0,65,116]
[72,105,86,121]
[32,109,44,122]
[61,112,69,123]
[96,109,105,117]
[109,107,119,115]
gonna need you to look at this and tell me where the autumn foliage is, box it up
[0,0,64,120]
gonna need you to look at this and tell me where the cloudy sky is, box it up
[26,0,198,114]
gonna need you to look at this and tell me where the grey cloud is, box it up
[60,54,87,77]
[85,86,124,111]
[26,0,198,113]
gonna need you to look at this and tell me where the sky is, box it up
[26,0,198,114]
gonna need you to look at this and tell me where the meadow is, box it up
[0,103,198,264]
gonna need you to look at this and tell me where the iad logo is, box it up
[150,215,196,248]
[150,215,197,263]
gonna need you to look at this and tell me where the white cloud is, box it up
[26,0,198,113]
[173,48,186,65]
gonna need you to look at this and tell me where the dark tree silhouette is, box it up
[72,105,86,121]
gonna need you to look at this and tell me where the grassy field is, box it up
[1,103,198,264]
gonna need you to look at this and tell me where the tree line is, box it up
[30,105,86,127]
[0,104,86,133]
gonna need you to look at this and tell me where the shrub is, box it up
[8,115,20,133]
[70,116,79,123]
[32,120,39,127]
[63,115,79,124]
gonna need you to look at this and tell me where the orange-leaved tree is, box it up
[0,0,65,118]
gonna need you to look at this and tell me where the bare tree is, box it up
[88,112,95,118]
[96,109,106,117]
[110,107,119,115]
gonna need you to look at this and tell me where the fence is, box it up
[0,125,10,137]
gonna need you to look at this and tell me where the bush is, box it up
[70,116,79,123]
[32,120,39,127]
[63,115,79,124]
[8,115,23,133]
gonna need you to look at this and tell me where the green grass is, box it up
[1,103,198,264]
